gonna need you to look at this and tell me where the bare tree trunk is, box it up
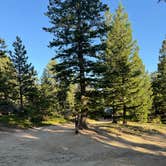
[112,108,117,123]
[79,112,88,129]
[123,104,127,125]
[75,114,79,134]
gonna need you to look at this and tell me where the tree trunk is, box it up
[20,86,23,110]
[79,112,88,129]
[78,54,87,130]
[123,104,127,125]
[74,112,87,134]
[112,109,117,123]
[18,75,24,111]
[77,17,87,131]
[75,114,79,134]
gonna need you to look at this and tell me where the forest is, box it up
[0,1,166,166]
[0,1,166,131]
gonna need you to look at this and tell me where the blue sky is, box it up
[0,0,165,76]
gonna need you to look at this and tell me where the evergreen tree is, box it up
[66,83,77,117]
[44,0,107,128]
[102,4,135,124]
[154,39,166,123]
[41,59,57,97]
[102,4,152,124]
[0,38,16,103]
[41,59,58,113]
[41,60,76,119]
[0,38,6,57]
[129,50,153,122]
[10,36,36,110]
[151,72,159,116]
[67,84,76,111]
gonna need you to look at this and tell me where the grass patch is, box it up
[87,119,166,136]
[41,116,68,126]
[0,114,68,129]
[0,115,32,128]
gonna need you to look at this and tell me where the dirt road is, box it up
[0,123,166,166]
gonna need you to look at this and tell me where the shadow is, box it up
[0,122,166,166]
[86,124,166,153]
[92,122,165,136]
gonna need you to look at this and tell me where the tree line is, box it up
[0,1,165,130]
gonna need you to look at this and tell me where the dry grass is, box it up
[87,119,166,136]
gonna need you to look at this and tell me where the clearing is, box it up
[0,121,166,166]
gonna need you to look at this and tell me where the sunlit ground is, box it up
[0,120,165,166]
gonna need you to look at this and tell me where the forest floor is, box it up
[0,120,166,166]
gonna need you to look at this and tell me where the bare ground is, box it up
[0,122,166,166]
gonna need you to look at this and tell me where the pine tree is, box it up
[129,49,153,122]
[0,38,16,103]
[0,38,6,57]
[10,36,36,111]
[151,72,159,115]
[102,4,135,124]
[67,84,76,111]
[41,60,76,119]
[41,59,57,97]
[154,39,166,123]
[44,0,107,128]
[102,4,152,124]
[41,59,58,113]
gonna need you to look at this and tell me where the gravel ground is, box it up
[0,123,166,166]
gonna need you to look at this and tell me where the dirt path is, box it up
[0,123,166,166]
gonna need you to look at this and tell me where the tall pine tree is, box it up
[10,36,36,111]
[129,49,153,122]
[153,39,166,123]
[0,38,16,104]
[102,4,135,124]
[41,59,58,113]
[44,0,107,128]
[102,4,152,124]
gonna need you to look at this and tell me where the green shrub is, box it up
[151,116,162,124]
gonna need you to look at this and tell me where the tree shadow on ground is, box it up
[91,122,165,136]
[0,123,166,166]
[86,124,166,152]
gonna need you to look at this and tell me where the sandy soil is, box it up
[0,123,166,166]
